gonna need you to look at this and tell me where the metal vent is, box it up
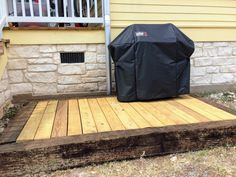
[60,52,84,63]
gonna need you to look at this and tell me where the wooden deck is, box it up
[17,95,236,142]
[1,94,236,176]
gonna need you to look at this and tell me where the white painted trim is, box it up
[7,16,103,23]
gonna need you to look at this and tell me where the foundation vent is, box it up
[60,52,84,63]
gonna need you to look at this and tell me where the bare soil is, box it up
[38,146,236,177]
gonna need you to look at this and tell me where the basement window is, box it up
[60,52,84,63]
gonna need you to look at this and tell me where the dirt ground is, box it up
[39,146,236,177]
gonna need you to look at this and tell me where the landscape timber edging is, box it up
[0,119,236,177]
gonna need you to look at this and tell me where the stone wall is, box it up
[0,70,11,118]
[2,42,236,99]
[191,42,236,86]
[7,44,107,96]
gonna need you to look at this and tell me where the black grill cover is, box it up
[109,24,195,102]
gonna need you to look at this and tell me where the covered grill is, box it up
[109,24,195,102]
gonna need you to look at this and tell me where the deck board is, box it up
[79,98,97,134]
[106,97,139,129]
[16,95,236,142]
[17,101,48,141]
[68,99,82,136]
[88,98,111,132]
[34,100,58,140]
[51,100,68,138]
[97,98,125,131]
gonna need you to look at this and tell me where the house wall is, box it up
[110,0,236,41]
[0,0,236,102]
[6,44,107,96]
[0,44,11,119]
[0,70,11,119]
[191,42,236,86]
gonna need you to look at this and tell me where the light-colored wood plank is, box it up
[161,102,200,124]
[106,97,139,129]
[51,100,68,138]
[17,101,48,141]
[34,100,58,140]
[78,98,97,134]
[88,98,111,132]
[114,98,151,128]
[150,101,189,125]
[139,102,177,126]
[68,99,82,136]
[175,96,222,121]
[129,102,164,127]
[183,95,236,120]
[167,100,210,122]
[97,97,125,131]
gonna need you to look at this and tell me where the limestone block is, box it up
[25,72,57,83]
[218,47,232,56]
[28,58,55,64]
[28,64,57,72]
[58,75,82,85]
[98,82,106,91]
[206,66,219,74]
[11,83,32,94]
[203,43,212,47]
[220,65,236,73]
[57,83,98,93]
[86,64,106,70]
[213,42,228,47]
[97,44,105,54]
[212,57,236,66]
[7,59,27,70]
[0,80,8,92]
[191,48,203,58]
[194,43,203,47]
[194,58,212,67]
[52,53,61,64]
[8,70,24,83]
[84,70,106,77]
[212,73,234,84]
[191,75,211,86]
[33,83,57,95]
[190,67,206,76]
[57,45,87,52]
[8,45,40,58]
[85,52,97,63]
[97,54,106,63]
[87,45,97,52]
[4,89,11,101]
[82,77,106,83]
[233,48,236,56]
[39,45,57,53]
[40,53,53,58]
[203,47,218,57]
[58,64,86,75]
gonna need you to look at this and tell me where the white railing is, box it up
[0,1,8,38]
[5,0,103,26]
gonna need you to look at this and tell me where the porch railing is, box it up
[0,1,8,38]
[1,0,103,28]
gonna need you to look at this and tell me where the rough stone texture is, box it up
[2,42,236,97]
[6,44,106,96]
[0,70,12,119]
[191,42,236,86]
